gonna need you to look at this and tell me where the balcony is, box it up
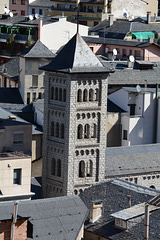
[0,33,36,43]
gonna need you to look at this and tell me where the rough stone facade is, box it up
[42,70,109,197]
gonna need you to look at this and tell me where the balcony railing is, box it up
[0,33,35,42]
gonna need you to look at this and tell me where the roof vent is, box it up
[90,200,103,223]
[9,115,16,120]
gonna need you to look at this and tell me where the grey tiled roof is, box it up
[0,195,88,240]
[29,0,53,7]
[41,33,113,73]
[80,179,160,240]
[83,36,152,48]
[105,144,160,177]
[0,57,19,81]
[0,88,23,104]
[20,40,55,58]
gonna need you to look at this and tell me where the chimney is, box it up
[38,18,43,41]
[90,200,103,223]
[104,0,107,13]
[147,12,151,24]
[108,14,114,26]
[144,79,147,88]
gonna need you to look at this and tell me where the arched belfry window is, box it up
[61,124,64,139]
[55,87,58,100]
[56,122,59,137]
[59,88,62,101]
[77,124,83,139]
[87,160,93,177]
[83,89,88,102]
[51,87,54,100]
[92,124,97,138]
[51,158,56,175]
[63,89,66,102]
[51,121,54,136]
[89,89,94,101]
[57,159,61,177]
[79,161,85,178]
[95,88,99,101]
[77,89,82,102]
[84,124,90,138]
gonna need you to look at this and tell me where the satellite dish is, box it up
[136,85,141,93]
[10,12,13,17]
[123,12,128,18]
[29,15,34,20]
[113,48,117,56]
[129,55,135,63]
[4,7,10,14]
[35,13,39,19]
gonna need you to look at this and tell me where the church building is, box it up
[41,33,114,197]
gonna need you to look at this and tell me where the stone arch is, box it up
[95,88,99,101]
[89,89,94,101]
[83,89,88,102]
[57,159,61,177]
[51,121,54,136]
[87,160,93,177]
[84,124,90,138]
[51,86,54,100]
[92,123,97,138]
[56,122,59,137]
[55,87,58,100]
[77,124,83,139]
[150,185,156,189]
[77,89,82,102]
[59,88,62,101]
[79,160,85,178]
[51,158,56,175]
[60,123,64,139]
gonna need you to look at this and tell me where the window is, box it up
[63,89,66,102]
[83,89,88,102]
[59,88,62,101]
[21,10,25,16]
[77,89,82,102]
[87,160,93,177]
[51,122,54,136]
[129,104,136,116]
[32,8,35,14]
[51,87,54,100]
[38,92,42,99]
[123,130,128,140]
[122,49,127,57]
[32,92,36,101]
[79,161,85,178]
[55,87,58,100]
[135,50,141,58]
[57,159,61,177]
[51,158,56,175]
[12,0,16,4]
[39,9,43,15]
[129,49,132,55]
[21,0,25,5]
[56,123,59,137]
[60,124,64,138]
[32,75,38,87]
[89,89,94,101]
[13,133,23,145]
[77,124,83,139]
[92,124,97,138]
[84,124,90,138]
[27,92,30,104]
[13,169,21,185]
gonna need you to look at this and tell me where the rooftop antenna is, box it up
[76,1,80,34]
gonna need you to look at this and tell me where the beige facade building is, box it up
[0,1,9,14]
[146,0,158,16]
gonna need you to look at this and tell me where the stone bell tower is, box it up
[41,33,113,197]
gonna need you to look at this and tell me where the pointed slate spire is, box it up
[20,40,55,58]
[41,33,112,73]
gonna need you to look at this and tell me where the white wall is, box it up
[34,106,43,127]
[41,18,89,52]
[121,113,129,146]
[157,98,160,143]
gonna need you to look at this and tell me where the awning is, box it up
[132,31,155,40]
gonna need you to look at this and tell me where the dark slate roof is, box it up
[0,195,88,240]
[0,88,23,104]
[83,36,152,48]
[41,33,113,73]
[33,99,44,113]
[0,57,19,81]
[29,0,53,7]
[107,99,125,113]
[20,40,55,58]
[105,144,160,177]
[80,179,160,240]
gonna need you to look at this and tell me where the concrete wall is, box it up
[0,0,9,14]
[0,124,32,154]
[0,154,31,195]
[107,112,121,147]
[32,134,42,161]
[10,0,28,16]
[144,45,160,62]
[111,0,147,19]
[146,0,158,16]
[41,18,89,52]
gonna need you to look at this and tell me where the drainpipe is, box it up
[38,18,43,41]
[10,201,19,240]
[144,203,149,240]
